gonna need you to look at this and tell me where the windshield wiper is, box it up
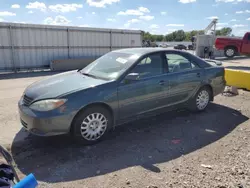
[80,72,98,78]
[80,71,110,81]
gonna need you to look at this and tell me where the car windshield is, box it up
[81,52,139,80]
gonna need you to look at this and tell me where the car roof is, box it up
[113,47,211,68]
[113,48,187,56]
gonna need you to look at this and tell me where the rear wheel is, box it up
[189,87,212,112]
[72,106,112,144]
[224,47,236,58]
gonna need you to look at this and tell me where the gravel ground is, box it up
[0,59,250,188]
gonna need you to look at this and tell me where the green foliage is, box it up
[142,27,232,42]
[185,32,191,41]
[216,27,232,36]
[165,33,174,41]
[175,30,185,41]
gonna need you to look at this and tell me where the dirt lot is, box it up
[221,57,250,70]
[0,58,250,188]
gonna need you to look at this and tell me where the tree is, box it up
[142,32,152,41]
[219,27,232,36]
[190,30,198,37]
[198,30,204,35]
[165,33,174,41]
[174,30,185,41]
[215,27,232,36]
[142,27,232,42]
[155,35,164,41]
[216,30,221,36]
[185,32,191,41]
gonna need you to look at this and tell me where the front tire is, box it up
[72,106,113,144]
[190,87,211,112]
[224,47,236,58]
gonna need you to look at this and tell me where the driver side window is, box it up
[129,53,163,79]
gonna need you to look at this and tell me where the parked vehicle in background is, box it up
[174,44,187,50]
[159,43,169,48]
[158,43,170,48]
[188,44,194,50]
[165,43,170,48]
[18,48,225,144]
[215,32,250,58]
[142,40,158,47]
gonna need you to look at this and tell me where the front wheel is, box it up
[72,106,113,144]
[189,87,211,112]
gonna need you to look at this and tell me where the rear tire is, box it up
[72,106,113,145]
[224,47,236,58]
[189,86,212,112]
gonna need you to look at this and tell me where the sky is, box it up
[0,0,249,36]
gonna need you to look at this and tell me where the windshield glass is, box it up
[81,52,139,80]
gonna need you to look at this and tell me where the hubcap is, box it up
[226,49,234,57]
[80,113,108,141]
[196,90,209,110]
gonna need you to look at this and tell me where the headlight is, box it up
[29,99,67,111]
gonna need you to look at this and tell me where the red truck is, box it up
[215,32,250,58]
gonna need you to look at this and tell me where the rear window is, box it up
[204,60,222,66]
[186,53,212,68]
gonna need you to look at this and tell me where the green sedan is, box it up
[19,48,225,144]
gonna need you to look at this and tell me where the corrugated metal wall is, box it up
[0,22,142,71]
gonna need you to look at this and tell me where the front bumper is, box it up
[18,100,75,136]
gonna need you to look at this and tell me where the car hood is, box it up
[25,70,108,100]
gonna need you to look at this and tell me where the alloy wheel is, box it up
[226,49,234,57]
[80,113,108,141]
[196,90,210,110]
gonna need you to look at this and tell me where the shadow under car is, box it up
[11,103,248,183]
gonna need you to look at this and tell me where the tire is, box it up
[189,86,212,112]
[72,106,113,145]
[224,47,236,58]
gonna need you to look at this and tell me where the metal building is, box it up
[0,22,142,71]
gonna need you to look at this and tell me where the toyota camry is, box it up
[19,48,225,144]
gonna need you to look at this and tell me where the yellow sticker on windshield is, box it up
[116,57,128,64]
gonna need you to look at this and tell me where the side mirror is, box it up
[124,73,140,84]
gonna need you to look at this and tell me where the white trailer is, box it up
[0,22,142,71]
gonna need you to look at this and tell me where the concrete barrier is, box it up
[50,58,96,71]
[225,68,250,90]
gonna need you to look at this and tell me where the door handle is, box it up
[159,80,165,85]
[196,73,201,77]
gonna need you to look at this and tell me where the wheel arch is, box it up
[70,102,114,133]
[224,45,238,52]
[201,84,214,101]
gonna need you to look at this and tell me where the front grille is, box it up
[23,95,33,106]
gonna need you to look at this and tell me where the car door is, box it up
[164,52,203,105]
[117,52,169,121]
[241,33,250,54]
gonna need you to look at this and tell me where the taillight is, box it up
[215,39,219,45]
[215,39,221,48]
